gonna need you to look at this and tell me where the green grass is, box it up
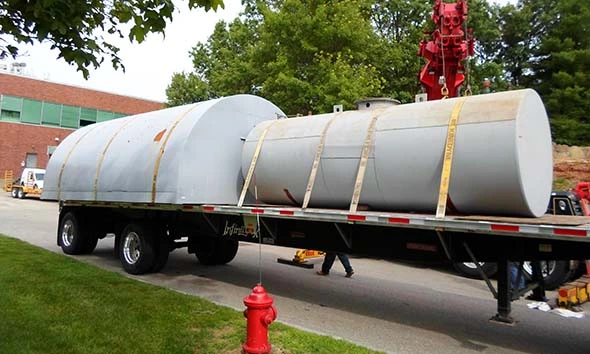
[0,235,380,354]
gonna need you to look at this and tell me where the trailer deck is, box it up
[63,200,590,242]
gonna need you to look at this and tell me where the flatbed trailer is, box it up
[45,92,584,324]
[58,199,590,323]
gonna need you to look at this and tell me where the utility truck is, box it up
[43,92,590,324]
[4,168,45,199]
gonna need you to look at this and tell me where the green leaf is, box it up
[0,0,225,78]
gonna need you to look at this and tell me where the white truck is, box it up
[42,91,590,324]
[5,168,45,199]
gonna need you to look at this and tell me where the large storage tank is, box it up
[43,95,285,204]
[242,89,553,217]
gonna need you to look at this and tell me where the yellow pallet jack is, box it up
[277,249,325,269]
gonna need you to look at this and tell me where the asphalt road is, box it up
[1,193,590,354]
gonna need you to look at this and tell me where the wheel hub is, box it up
[123,232,141,265]
[463,262,486,269]
[523,261,556,277]
[61,220,74,247]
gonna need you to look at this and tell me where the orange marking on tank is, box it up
[153,129,166,142]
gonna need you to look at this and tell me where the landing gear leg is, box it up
[527,260,547,302]
[490,258,515,325]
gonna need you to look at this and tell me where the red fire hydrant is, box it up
[243,284,277,354]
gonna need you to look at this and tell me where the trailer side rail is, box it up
[62,201,590,242]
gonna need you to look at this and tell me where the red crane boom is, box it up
[418,0,475,100]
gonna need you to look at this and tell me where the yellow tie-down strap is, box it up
[349,109,384,213]
[238,122,276,207]
[57,125,100,201]
[152,104,200,203]
[435,97,468,219]
[302,113,341,209]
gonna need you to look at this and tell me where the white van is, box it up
[20,168,45,189]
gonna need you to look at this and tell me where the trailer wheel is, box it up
[119,223,156,275]
[216,239,239,264]
[11,188,18,198]
[151,225,170,273]
[83,233,99,254]
[453,262,498,279]
[59,212,89,255]
[522,260,574,290]
[194,237,218,265]
[17,189,25,199]
[194,237,239,265]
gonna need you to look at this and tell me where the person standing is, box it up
[510,261,526,292]
[317,252,354,278]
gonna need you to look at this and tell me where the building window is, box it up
[0,109,20,121]
[47,146,57,157]
[21,99,42,124]
[0,94,128,128]
[41,102,61,126]
[25,153,37,168]
[61,105,80,128]
[79,119,95,127]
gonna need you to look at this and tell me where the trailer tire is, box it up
[194,237,239,265]
[194,236,219,265]
[523,260,574,290]
[17,189,25,199]
[216,239,239,265]
[453,262,498,279]
[83,233,99,254]
[119,223,156,275]
[151,225,170,273]
[11,188,18,198]
[59,211,89,255]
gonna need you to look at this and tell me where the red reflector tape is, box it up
[347,214,366,221]
[182,205,194,210]
[491,224,520,232]
[203,206,215,211]
[388,217,410,224]
[280,210,294,215]
[251,208,265,214]
[554,228,587,237]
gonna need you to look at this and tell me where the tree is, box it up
[254,0,383,114]
[528,0,590,145]
[165,72,211,106]
[0,0,224,78]
[369,0,507,101]
[370,0,431,102]
[168,0,384,115]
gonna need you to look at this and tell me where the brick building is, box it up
[0,73,163,177]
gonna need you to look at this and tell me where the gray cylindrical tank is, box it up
[42,95,284,204]
[241,89,553,217]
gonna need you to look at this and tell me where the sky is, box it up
[4,0,516,103]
